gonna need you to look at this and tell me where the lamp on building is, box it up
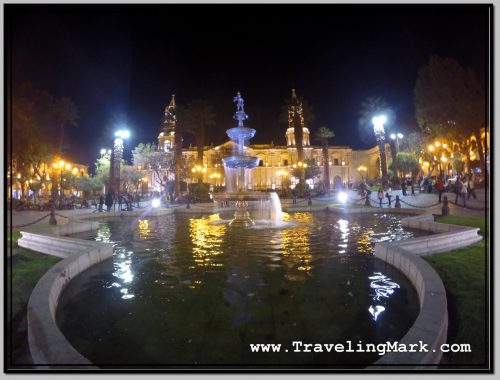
[357,165,368,182]
[277,169,288,189]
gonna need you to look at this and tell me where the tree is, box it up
[121,166,143,193]
[74,176,103,198]
[359,96,394,184]
[174,105,191,197]
[399,132,427,157]
[291,158,321,181]
[133,143,175,192]
[414,55,486,172]
[94,154,111,188]
[11,83,80,199]
[280,90,315,168]
[314,126,335,191]
[52,97,79,155]
[396,152,421,178]
[182,99,216,182]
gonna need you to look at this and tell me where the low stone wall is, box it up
[368,213,482,368]
[21,207,482,369]
[327,206,426,216]
[20,220,113,368]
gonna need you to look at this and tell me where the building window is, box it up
[164,140,171,151]
[334,159,339,166]
[259,159,264,167]
[283,159,289,166]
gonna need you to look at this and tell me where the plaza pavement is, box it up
[8,188,488,231]
[344,188,488,218]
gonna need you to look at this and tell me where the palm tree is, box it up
[315,126,335,191]
[280,90,315,180]
[359,96,393,185]
[52,97,79,155]
[174,105,187,198]
[184,99,216,182]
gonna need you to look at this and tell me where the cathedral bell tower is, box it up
[158,94,176,152]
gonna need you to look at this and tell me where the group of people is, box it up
[400,179,416,196]
[452,174,477,207]
[376,187,398,207]
[98,192,141,212]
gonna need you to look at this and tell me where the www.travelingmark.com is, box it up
[249,341,471,355]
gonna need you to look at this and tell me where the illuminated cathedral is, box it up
[143,90,384,193]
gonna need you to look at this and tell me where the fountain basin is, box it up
[212,191,272,202]
[226,126,256,141]
[222,155,260,169]
[56,212,426,366]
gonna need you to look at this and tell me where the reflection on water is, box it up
[368,272,401,322]
[113,248,135,299]
[137,219,150,240]
[369,272,401,301]
[95,223,112,243]
[280,213,312,275]
[58,212,427,367]
[189,213,225,268]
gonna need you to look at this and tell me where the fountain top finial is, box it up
[233,91,249,126]
[234,91,244,112]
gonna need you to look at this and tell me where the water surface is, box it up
[57,212,427,367]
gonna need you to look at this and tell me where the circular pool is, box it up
[56,212,427,367]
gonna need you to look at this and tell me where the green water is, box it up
[57,212,425,368]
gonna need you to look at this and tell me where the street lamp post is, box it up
[372,115,388,186]
[111,129,130,197]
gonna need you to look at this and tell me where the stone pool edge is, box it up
[19,220,113,368]
[20,208,481,369]
[359,212,480,369]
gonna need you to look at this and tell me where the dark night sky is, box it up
[8,4,489,167]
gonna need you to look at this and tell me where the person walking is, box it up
[401,181,407,196]
[467,174,477,200]
[436,178,444,203]
[105,192,113,212]
[377,189,384,208]
[411,181,415,196]
[99,195,104,212]
[461,178,468,207]
[454,178,463,205]
[386,186,393,207]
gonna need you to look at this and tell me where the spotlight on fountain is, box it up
[152,198,161,208]
[338,191,348,204]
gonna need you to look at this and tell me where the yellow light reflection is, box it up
[354,222,374,254]
[189,214,226,268]
[138,219,150,239]
[337,218,350,247]
[280,212,312,279]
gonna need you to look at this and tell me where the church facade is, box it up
[141,91,386,193]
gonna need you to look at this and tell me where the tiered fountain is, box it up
[214,92,282,227]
